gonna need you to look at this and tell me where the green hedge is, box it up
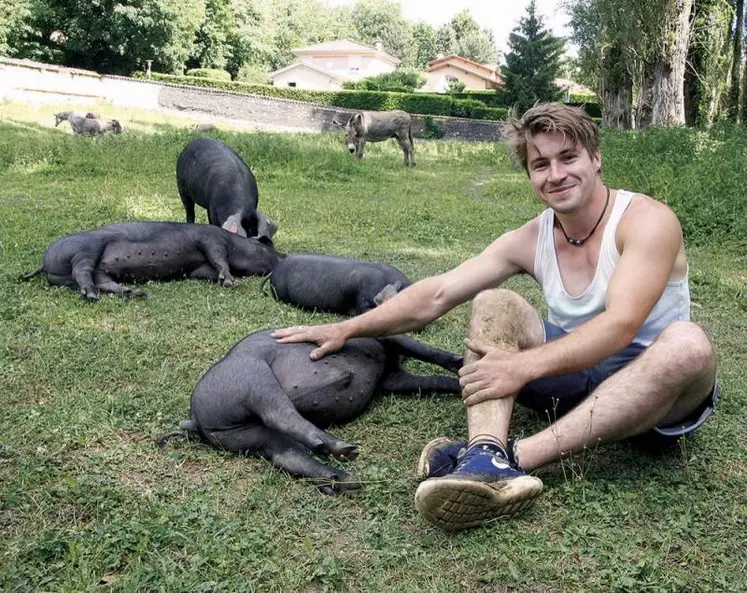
[568,101,602,118]
[452,90,510,108]
[132,72,507,120]
[185,68,232,81]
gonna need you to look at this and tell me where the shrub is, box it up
[342,69,426,92]
[602,123,747,245]
[446,78,466,94]
[420,116,445,139]
[185,68,232,81]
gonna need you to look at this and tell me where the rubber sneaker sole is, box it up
[416,437,461,480]
[414,474,543,531]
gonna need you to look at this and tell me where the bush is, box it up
[602,123,747,245]
[568,101,602,118]
[236,64,271,85]
[446,78,466,94]
[420,116,445,139]
[185,68,232,81]
[342,69,426,93]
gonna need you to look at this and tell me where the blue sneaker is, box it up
[414,442,543,531]
[416,437,467,479]
[417,437,522,479]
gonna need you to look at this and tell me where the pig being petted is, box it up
[157,330,462,495]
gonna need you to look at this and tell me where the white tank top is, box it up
[533,190,690,346]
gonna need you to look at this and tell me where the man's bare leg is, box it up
[516,321,716,471]
[463,289,545,447]
[414,289,545,530]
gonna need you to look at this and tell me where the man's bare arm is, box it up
[273,224,538,358]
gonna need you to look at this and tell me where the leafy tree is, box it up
[685,0,732,125]
[350,0,413,63]
[458,32,498,65]
[191,0,234,71]
[12,0,205,74]
[411,22,437,68]
[0,0,34,57]
[502,0,565,114]
[728,0,744,121]
[433,10,498,64]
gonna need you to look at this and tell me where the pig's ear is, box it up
[257,212,278,239]
[373,283,400,306]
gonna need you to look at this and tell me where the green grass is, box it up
[1,102,746,592]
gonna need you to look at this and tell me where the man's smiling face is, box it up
[525,131,602,214]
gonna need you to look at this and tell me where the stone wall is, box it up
[1,57,502,142]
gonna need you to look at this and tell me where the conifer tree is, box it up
[502,0,565,113]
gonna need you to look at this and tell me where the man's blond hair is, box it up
[502,102,600,172]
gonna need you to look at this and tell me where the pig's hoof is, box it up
[330,442,359,461]
[315,474,362,496]
[220,276,235,287]
[82,291,99,302]
[447,355,464,373]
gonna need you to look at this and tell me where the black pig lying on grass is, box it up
[157,330,462,495]
[21,222,283,300]
[262,253,411,316]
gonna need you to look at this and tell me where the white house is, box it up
[421,55,504,93]
[269,39,400,90]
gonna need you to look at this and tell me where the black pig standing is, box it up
[176,138,278,240]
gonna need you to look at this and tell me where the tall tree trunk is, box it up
[635,67,655,129]
[652,0,695,125]
[728,0,744,120]
[601,43,632,129]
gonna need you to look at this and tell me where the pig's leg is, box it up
[70,254,100,300]
[381,335,463,374]
[182,198,196,224]
[207,357,358,459]
[197,242,234,286]
[93,271,146,299]
[380,371,461,396]
[206,424,361,495]
[188,263,219,282]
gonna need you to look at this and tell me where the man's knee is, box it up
[469,289,543,349]
[472,289,529,317]
[654,321,716,375]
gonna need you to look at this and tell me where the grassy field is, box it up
[1,102,745,592]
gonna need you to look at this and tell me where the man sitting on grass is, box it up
[273,102,718,531]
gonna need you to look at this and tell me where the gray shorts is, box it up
[516,320,718,446]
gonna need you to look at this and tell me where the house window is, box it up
[288,82,297,87]
[349,55,362,71]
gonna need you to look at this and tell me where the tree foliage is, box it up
[434,10,498,64]
[502,0,566,114]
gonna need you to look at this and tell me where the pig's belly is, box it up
[98,241,205,281]
[271,345,385,426]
